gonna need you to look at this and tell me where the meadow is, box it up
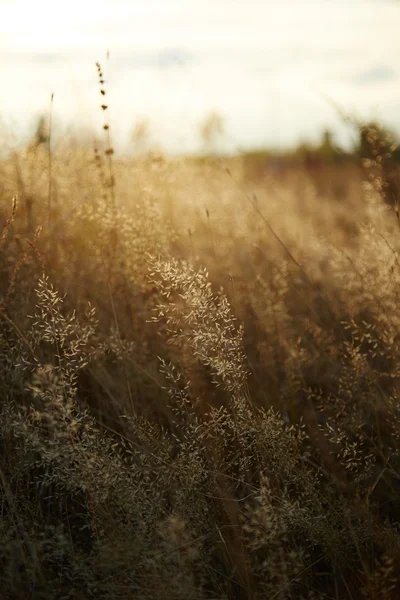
[0,105,400,599]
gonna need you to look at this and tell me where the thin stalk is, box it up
[48,92,54,232]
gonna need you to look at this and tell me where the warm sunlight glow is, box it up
[1,0,399,151]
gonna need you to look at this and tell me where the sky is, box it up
[1,0,399,154]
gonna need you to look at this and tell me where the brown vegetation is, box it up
[0,110,400,599]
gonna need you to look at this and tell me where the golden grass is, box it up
[0,121,399,598]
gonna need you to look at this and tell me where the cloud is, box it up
[353,65,398,85]
[1,0,400,152]
[113,49,194,69]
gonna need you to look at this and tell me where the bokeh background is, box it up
[1,0,400,154]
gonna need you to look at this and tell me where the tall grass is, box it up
[0,112,399,599]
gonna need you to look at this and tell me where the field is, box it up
[0,122,400,599]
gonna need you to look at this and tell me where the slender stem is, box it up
[48,92,54,232]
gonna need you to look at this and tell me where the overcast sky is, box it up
[1,0,399,154]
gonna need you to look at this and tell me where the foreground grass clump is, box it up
[0,140,400,598]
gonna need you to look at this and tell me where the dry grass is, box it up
[0,115,399,599]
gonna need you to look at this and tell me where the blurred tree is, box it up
[319,129,336,160]
[31,115,49,149]
[200,111,224,153]
[131,119,152,155]
[358,121,400,207]
[357,121,398,160]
